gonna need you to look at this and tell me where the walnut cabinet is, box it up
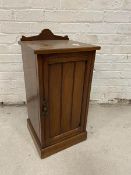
[19,29,100,158]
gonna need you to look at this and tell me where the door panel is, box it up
[49,64,62,137]
[61,63,74,133]
[41,53,90,146]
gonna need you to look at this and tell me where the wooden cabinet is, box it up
[19,29,100,158]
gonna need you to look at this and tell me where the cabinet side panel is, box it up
[83,51,96,130]
[21,45,41,142]
[71,61,85,129]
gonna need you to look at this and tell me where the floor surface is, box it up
[0,104,131,175]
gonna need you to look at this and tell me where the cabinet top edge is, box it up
[19,40,101,54]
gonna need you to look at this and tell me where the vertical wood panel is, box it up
[71,61,85,129]
[49,64,62,137]
[83,52,96,130]
[22,46,41,142]
[61,63,74,132]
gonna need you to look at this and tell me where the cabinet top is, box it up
[20,40,100,54]
[19,29,100,54]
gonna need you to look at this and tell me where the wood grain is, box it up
[20,29,69,41]
[27,118,87,159]
[19,40,101,55]
[20,29,100,158]
[48,64,62,138]
[61,63,74,132]
[21,44,41,141]
[71,61,85,129]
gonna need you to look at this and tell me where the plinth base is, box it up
[27,119,87,159]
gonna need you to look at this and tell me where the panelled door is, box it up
[39,52,93,146]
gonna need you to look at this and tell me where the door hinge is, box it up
[41,99,48,117]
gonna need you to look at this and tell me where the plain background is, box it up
[0,0,131,104]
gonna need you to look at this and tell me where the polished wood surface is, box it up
[37,52,93,147]
[49,63,62,137]
[20,29,69,41]
[20,40,100,54]
[19,29,100,54]
[21,44,41,142]
[19,29,100,158]
[61,62,74,132]
[27,118,87,159]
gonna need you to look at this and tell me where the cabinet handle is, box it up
[42,99,48,117]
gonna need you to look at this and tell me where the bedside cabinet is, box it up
[19,29,100,158]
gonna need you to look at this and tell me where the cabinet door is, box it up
[38,52,94,146]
